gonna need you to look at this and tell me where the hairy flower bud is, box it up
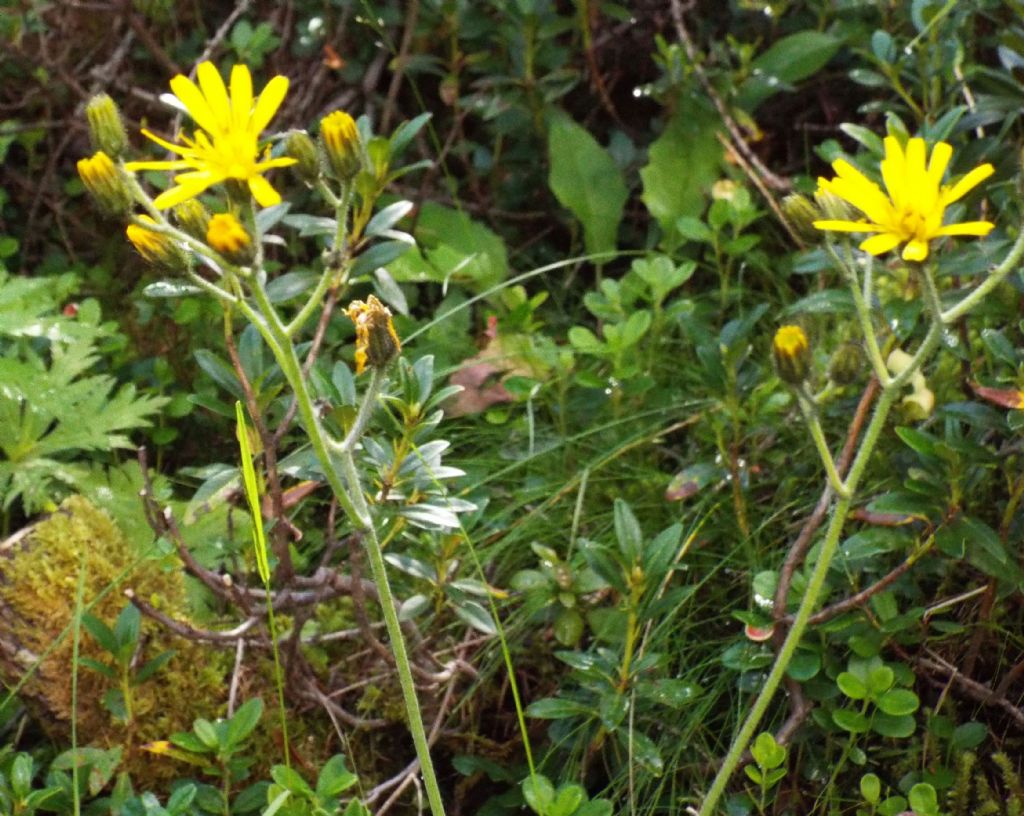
[814,188,855,223]
[85,94,129,158]
[344,294,401,374]
[173,199,211,241]
[827,342,863,386]
[772,325,811,385]
[77,151,132,216]
[781,194,822,244]
[285,129,320,184]
[126,216,185,271]
[319,111,362,182]
[206,213,254,264]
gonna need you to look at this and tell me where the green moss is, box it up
[0,496,228,782]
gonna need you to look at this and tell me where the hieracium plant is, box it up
[699,135,1019,814]
[78,63,449,816]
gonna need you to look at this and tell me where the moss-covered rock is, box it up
[0,495,227,781]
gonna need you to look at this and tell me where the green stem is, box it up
[242,278,446,816]
[698,384,896,815]
[828,243,889,385]
[338,447,447,816]
[941,224,1024,324]
[287,182,352,337]
[796,390,849,498]
[336,368,386,454]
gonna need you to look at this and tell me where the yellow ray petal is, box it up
[935,220,995,237]
[813,219,886,233]
[254,156,299,170]
[197,62,232,132]
[927,142,953,186]
[139,128,196,156]
[942,163,995,205]
[902,239,929,262]
[859,232,903,255]
[247,174,282,207]
[153,181,215,209]
[124,159,193,171]
[883,135,905,166]
[905,138,927,188]
[823,175,893,226]
[880,137,906,210]
[251,75,289,135]
[230,64,254,132]
[170,74,222,136]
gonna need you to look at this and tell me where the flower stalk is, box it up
[700,135,1005,815]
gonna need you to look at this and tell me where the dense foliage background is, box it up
[4,1,1024,814]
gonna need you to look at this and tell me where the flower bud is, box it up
[126,216,186,271]
[286,130,320,184]
[319,111,362,182]
[173,199,211,241]
[827,342,863,386]
[77,151,132,216]
[814,187,855,222]
[344,294,401,374]
[772,325,811,385]
[85,94,129,158]
[206,213,254,264]
[781,194,821,244]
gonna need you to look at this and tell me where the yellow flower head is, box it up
[206,212,253,262]
[77,150,131,215]
[125,62,296,209]
[345,294,401,374]
[772,325,811,385]
[319,110,362,181]
[143,740,172,755]
[126,215,182,269]
[814,136,994,262]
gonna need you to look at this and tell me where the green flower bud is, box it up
[827,342,863,386]
[85,94,128,158]
[77,151,132,216]
[285,130,320,184]
[173,199,211,241]
[781,194,822,244]
[814,188,855,222]
[772,325,811,385]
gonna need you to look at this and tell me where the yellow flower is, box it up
[77,151,131,215]
[772,325,811,385]
[126,216,183,269]
[125,62,296,209]
[206,212,253,262]
[345,295,401,374]
[814,136,994,262]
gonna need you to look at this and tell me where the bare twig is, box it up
[125,589,263,644]
[668,0,791,192]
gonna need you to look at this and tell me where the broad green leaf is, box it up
[548,112,628,256]
[641,103,722,241]
[737,32,842,110]
[876,688,919,717]
[522,774,555,814]
[833,709,869,733]
[226,697,263,747]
